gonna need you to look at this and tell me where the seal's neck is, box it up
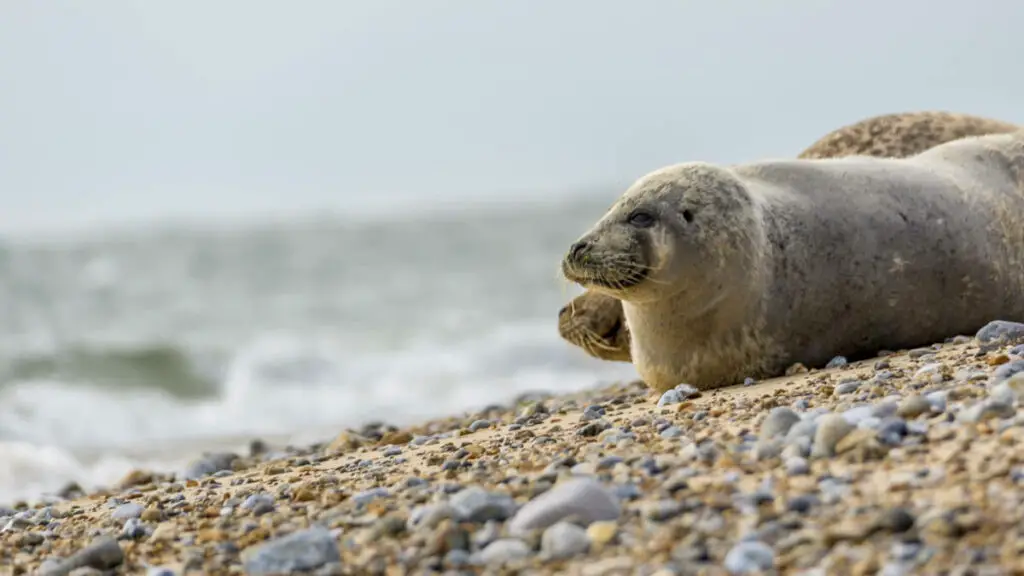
[621,283,766,391]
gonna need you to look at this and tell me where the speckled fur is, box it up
[558,111,1022,366]
[563,131,1024,392]
[798,111,1020,160]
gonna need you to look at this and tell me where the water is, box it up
[0,194,638,503]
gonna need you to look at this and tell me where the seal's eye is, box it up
[627,210,656,228]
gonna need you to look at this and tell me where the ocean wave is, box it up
[0,318,636,504]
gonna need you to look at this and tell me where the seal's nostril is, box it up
[569,241,589,260]
[558,305,569,317]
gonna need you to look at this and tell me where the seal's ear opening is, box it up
[682,209,694,223]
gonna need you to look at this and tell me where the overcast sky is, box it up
[1,1,1021,235]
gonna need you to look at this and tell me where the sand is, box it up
[3,324,1024,575]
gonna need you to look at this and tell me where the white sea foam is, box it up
[0,318,637,504]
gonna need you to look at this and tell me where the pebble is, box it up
[39,537,124,576]
[897,395,931,418]
[958,398,1015,423]
[476,538,532,565]
[811,414,854,458]
[182,452,237,480]
[975,319,1024,343]
[825,355,848,368]
[759,407,801,440]
[506,477,620,537]
[241,526,340,575]
[110,502,144,520]
[783,456,810,476]
[541,521,590,560]
[449,486,517,523]
[723,540,775,574]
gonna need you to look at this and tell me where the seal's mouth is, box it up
[561,256,649,292]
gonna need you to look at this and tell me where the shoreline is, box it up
[2,323,1023,575]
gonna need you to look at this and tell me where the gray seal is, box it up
[561,131,1024,391]
[557,111,1021,364]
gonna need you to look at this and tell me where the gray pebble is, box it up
[241,526,339,575]
[121,518,147,540]
[724,540,775,574]
[959,399,1015,423]
[976,320,1024,343]
[241,494,274,511]
[659,426,683,439]
[468,419,492,432]
[506,477,620,537]
[110,503,144,520]
[897,395,931,419]
[643,500,685,522]
[407,503,456,531]
[475,538,532,565]
[993,360,1024,383]
[834,380,861,395]
[147,568,177,576]
[540,522,590,560]
[926,391,948,413]
[449,486,516,523]
[841,406,874,426]
[811,414,854,458]
[182,452,237,480]
[352,487,389,506]
[825,356,848,369]
[784,457,809,476]
[39,536,124,576]
[785,419,818,442]
[759,407,801,441]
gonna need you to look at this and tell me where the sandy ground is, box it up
[2,325,1024,575]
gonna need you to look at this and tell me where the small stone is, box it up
[116,469,154,489]
[834,380,861,395]
[784,457,809,476]
[873,507,915,534]
[241,526,340,576]
[40,536,124,576]
[506,477,620,537]
[826,356,848,369]
[468,419,492,432]
[449,487,516,523]
[993,360,1024,383]
[476,538,531,565]
[959,399,1015,423]
[897,395,931,419]
[659,426,683,439]
[182,452,237,480]
[811,414,854,458]
[759,407,801,441]
[723,540,775,574]
[586,521,617,548]
[976,320,1024,343]
[111,503,144,520]
[541,522,590,560]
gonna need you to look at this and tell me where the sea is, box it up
[0,194,640,504]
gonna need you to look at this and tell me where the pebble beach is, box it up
[3,319,1024,575]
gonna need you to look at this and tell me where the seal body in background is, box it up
[557,111,1021,364]
[561,131,1024,392]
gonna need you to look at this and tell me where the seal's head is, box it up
[557,291,631,362]
[561,162,759,306]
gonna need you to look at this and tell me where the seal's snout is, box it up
[567,240,591,262]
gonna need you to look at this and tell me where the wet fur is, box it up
[558,111,1021,364]
[563,131,1024,391]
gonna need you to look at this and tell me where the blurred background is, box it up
[0,0,1020,503]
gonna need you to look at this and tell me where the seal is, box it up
[558,111,1021,364]
[560,130,1024,391]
